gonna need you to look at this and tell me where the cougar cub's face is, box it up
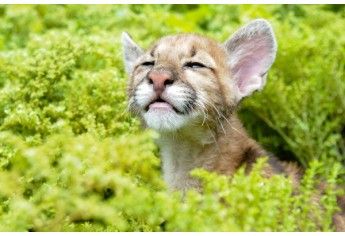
[127,35,232,131]
[123,20,277,131]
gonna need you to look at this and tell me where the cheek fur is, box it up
[133,82,154,109]
[183,70,222,110]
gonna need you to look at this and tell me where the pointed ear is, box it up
[121,32,144,75]
[223,19,277,101]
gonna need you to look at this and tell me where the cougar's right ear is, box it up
[121,32,144,75]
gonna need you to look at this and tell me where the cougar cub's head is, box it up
[122,19,277,131]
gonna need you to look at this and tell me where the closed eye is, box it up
[184,62,207,69]
[141,61,155,67]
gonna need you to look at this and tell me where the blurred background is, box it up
[0,4,344,231]
[1,5,344,166]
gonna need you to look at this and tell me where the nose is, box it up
[148,69,174,95]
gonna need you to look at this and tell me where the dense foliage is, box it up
[0,5,344,231]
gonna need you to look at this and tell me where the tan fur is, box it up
[122,21,345,231]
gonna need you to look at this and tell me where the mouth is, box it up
[146,98,182,114]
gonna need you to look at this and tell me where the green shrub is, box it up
[0,4,344,232]
[239,5,345,167]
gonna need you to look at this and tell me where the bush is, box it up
[0,4,344,232]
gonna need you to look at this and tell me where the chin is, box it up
[143,108,194,132]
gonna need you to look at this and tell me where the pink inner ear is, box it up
[232,39,271,94]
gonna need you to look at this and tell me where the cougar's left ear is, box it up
[223,19,277,102]
[121,32,144,75]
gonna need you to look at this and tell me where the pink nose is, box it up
[148,70,173,95]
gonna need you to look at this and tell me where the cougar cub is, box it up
[122,19,345,231]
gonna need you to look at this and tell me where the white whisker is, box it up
[205,121,224,160]
[202,99,243,137]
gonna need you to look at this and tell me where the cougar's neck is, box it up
[156,122,214,192]
[155,114,263,192]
